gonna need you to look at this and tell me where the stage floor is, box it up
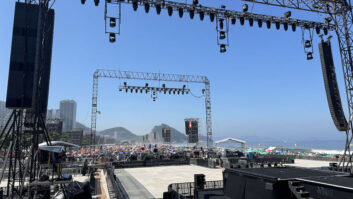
[115,165,223,199]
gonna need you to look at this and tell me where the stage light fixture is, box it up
[94,0,99,6]
[182,91,184,95]
[220,44,226,53]
[125,88,128,92]
[202,89,205,94]
[81,0,86,5]
[144,2,150,13]
[135,89,138,93]
[266,20,271,29]
[109,33,116,43]
[193,0,199,5]
[258,19,262,28]
[183,85,186,89]
[169,90,172,94]
[307,52,313,60]
[240,17,245,25]
[291,23,296,32]
[304,40,312,48]
[164,90,167,94]
[283,22,288,31]
[323,27,328,35]
[110,18,116,28]
[231,17,236,25]
[315,26,320,34]
[146,89,148,93]
[173,90,176,94]
[124,82,127,86]
[325,17,332,25]
[162,84,166,88]
[275,21,280,30]
[186,91,189,94]
[130,88,133,93]
[284,11,291,18]
[189,9,195,19]
[140,89,143,93]
[219,31,226,40]
[156,4,161,15]
[133,0,138,11]
[219,19,224,29]
[119,88,122,92]
[145,83,148,87]
[168,6,173,16]
[178,7,183,18]
[177,90,180,95]
[242,4,248,12]
[249,18,253,27]
[210,12,215,22]
[199,11,205,21]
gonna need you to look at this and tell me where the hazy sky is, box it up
[0,0,348,142]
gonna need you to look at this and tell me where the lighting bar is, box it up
[110,0,334,31]
[119,85,190,94]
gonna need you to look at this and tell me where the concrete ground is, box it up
[286,159,336,168]
[115,165,223,199]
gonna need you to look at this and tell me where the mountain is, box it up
[99,127,142,142]
[75,122,90,133]
[147,123,187,143]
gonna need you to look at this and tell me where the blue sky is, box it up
[0,0,348,143]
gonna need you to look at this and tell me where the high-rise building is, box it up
[47,109,60,120]
[59,100,77,132]
[0,100,12,130]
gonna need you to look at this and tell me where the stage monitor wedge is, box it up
[319,40,347,131]
[6,2,55,113]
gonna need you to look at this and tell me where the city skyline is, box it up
[0,1,348,141]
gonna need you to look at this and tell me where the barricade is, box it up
[166,180,223,199]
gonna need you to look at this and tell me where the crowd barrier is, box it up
[166,180,223,199]
[113,158,190,168]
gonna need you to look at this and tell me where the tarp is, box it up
[39,141,79,148]
[39,145,65,153]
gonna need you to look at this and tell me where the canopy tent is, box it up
[38,145,65,153]
[39,141,79,148]
[214,137,246,152]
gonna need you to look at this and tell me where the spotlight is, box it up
[177,90,180,95]
[124,82,127,86]
[323,27,328,35]
[144,2,150,13]
[119,88,122,92]
[219,31,226,40]
[325,17,332,25]
[125,88,128,92]
[173,90,176,94]
[162,84,166,88]
[219,19,224,29]
[168,6,173,16]
[291,23,296,32]
[202,89,205,94]
[140,89,143,93]
[199,11,205,21]
[307,52,313,60]
[283,22,288,31]
[182,91,184,95]
[169,90,172,94]
[156,4,161,15]
[275,21,280,30]
[266,20,271,29]
[178,7,183,18]
[193,0,199,5]
[135,89,138,93]
[164,90,167,94]
[130,88,133,93]
[109,33,116,43]
[110,18,116,28]
[189,9,195,19]
[315,26,320,34]
[183,85,186,90]
[284,11,291,18]
[94,0,99,6]
[145,83,148,87]
[231,17,236,25]
[81,0,86,5]
[210,12,215,22]
[240,17,245,25]
[249,18,253,27]
[258,19,262,28]
[304,40,312,48]
[186,91,189,94]
[132,0,138,11]
[220,44,226,53]
[146,89,148,93]
[242,4,248,12]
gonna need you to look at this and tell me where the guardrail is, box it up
[113,158,190,168]
[167,180,223,198]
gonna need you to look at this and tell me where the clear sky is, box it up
[0,0,348,142]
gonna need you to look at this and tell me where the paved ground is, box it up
[286,159,335,168]
[115,165,223,199]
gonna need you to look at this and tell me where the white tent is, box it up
[214,137,246,152]
[39,141,79,148]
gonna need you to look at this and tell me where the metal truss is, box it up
[242,0,353,169]
[103,0,334,48]
[91,69,213,147]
